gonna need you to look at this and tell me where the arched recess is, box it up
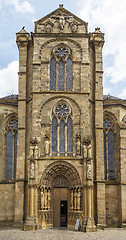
[4,113,18,180]
[103,111,118,180]
[39,97,81,156]
[40,161,81,188]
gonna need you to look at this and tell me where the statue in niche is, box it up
[34,145,39,159]
[71,22,78,33]
[51,13,73,31]
[30,160,35,179]
[87,161,92,180]
[83,136,92,159]
[45,22,53,33]
[76,136,81,155]
[83,142,87,159]
[45,137,50,155]
[87,140,92,159]
[29,145,34,159]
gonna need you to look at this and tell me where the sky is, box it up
[0,0,126,98]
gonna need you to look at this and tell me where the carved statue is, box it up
[45,137,50,155]
[51,13,73,31]
[87,141,92,159]
[34,145,39,159]
[83,143,87,159]
[76,136,81,155]
[87,161,92,180]
[29,145,34,159]
[71,23,78,33]
[30,160,35,178]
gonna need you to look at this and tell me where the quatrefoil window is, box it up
[55,47,69,58]
[6,119,18,132]
[55,104,70,118]
[103,118,113,129]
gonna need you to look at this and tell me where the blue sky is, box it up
[0,0,126,98]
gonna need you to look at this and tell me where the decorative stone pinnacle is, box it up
[59,4,63,8]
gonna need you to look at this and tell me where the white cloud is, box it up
[103,87,111,95]
[4,0,34,14]
[0,61,18,98]
[118,88,126,99]
[78,0,126,86]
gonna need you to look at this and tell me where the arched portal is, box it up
[39,161,82,229]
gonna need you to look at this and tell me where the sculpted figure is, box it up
[87,162,91,180]
[46,23,52,33]
[30,160,35,178]
[76,137,81,155]
[34,145,39,159]
[71,23,78,33]
[87,141,92,159]
[45,137,50,155]
[83,143,87,159]
[29,145,34,159]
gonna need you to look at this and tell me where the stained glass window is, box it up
[50,57,56,90]
[108,130,115,179]
[5,118,18,179]
[66,57,72,91]
[58,60,64,91]
[5,131,13,179]
[52,117,57,152]
[55,47,69,58]
[67,117,73,153]
[55,104,70,118]
[59,120,65,153]
[103,116,115,180]
[52,103,73,155]
[14,132,17,179]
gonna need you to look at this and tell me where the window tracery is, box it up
[103,116,115,180]
[5,118,18,179]
[52,102,73,155]
[50,44,72,91]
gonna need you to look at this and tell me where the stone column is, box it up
[91,28,106,228]
[14,28,29,227]
[41,188,44,210]
[77,188,81,211]
[74,189,77,211]
[86,158,96,232]
[71,189,74,211]
[47,189,51,210]
[119,128,126,227]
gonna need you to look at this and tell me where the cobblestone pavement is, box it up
[0,227,126,240]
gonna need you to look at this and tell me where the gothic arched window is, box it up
[50,45,72,91]
[50,57,56,90]
[103,116,115,180]
[5,118,18,179]
[52,102,73,155]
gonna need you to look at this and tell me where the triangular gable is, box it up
[34,5,88,34]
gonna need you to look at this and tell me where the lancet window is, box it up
[50,45,72,91]
[52,102,73,155]
[103,116,115,180]
[5,117,18,179]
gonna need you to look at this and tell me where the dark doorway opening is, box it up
[60,200,67,227]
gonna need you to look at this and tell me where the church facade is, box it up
[0,5,126,232]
